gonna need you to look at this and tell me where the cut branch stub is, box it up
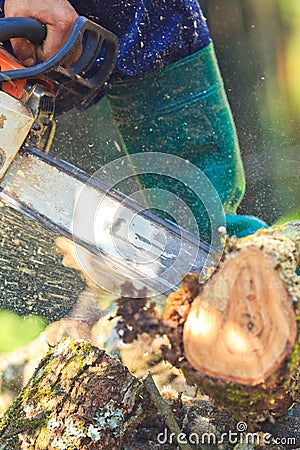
[183,246,297,386]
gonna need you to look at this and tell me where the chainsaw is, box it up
[0,17,223,298]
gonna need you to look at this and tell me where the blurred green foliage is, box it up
[0,311,47,353]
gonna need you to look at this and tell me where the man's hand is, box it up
[4,0,80,66]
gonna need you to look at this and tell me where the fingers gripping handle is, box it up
[0,16,119,113]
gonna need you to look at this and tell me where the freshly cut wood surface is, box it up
[183,246,297,385]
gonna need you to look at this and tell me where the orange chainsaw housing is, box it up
[0,47,26,99]
[0,47,55,100]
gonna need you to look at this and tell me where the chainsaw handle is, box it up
[0,16,119,114]
[0,17,46,45]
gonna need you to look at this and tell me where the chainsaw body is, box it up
[0,58,57,180]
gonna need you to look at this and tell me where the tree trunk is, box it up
[163,223,300,425]
[0,338,149,449]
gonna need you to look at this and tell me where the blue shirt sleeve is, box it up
[0,0,210,80]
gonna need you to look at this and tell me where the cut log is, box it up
[163,223,300,423]
[183,246,297,385]
[0,203,86,321]
[0,338,149,449]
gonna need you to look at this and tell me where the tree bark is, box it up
[162,223,300,425]
[0,203,85,321]
[0,338,149,449]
